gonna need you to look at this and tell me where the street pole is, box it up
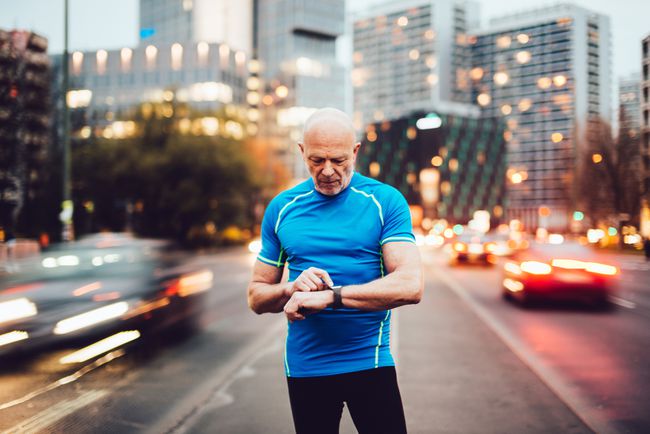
[61,0,73,241]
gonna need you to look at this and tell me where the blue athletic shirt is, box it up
[258,172,415,377]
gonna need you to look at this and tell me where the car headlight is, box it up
[0,298,38,325]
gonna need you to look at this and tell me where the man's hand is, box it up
[286,267,334,296]
[284,291,335,322]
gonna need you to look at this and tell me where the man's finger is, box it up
[309,268,334,287]
[305,273,326,290]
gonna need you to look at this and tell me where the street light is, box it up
[61,0,74,241]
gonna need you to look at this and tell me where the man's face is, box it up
[300,129,360,196]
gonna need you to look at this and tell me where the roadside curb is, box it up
[432,268,615,434]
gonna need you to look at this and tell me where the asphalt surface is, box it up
[0,246,648,433]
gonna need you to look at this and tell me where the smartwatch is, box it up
[330,285,343,309]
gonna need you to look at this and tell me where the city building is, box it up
[352,0,480,131]
[139,0,253,53]
[0,29,51,234]
[255,0,347,179]
[51,39,251,140]
[641,35,650,236]
[139,0,348,181]
[619,74,641,136]
[470,4,612,231]
[357,111,506,226]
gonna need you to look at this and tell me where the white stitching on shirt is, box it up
[350,187,384,226]
[275,190,314,233]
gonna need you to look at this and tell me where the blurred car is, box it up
[502,241,618,306]
[484,232,530,257]
[446,233,496,265]
[0,233,213,358]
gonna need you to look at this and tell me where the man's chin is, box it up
[317,183,342,195]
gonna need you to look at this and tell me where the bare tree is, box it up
[578,114,642,230]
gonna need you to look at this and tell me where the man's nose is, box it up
[322,162,335,177]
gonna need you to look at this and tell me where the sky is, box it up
[0,0,648,85]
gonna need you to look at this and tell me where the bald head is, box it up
[299,108,361,196]
[303,108,356,146]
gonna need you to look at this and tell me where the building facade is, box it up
[357,111,506,225]
[352,0,480,131]
[641,35,650,236]
[470,4,612,231]
[0,29,51,235]
[255,0,347,179]
[139,0,253,53]
[619,74,641,136]
[51,39,251,141]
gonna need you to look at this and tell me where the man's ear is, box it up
[298,143,305,156]
[353,142,361,156]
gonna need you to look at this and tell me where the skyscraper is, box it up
[352,0,480,131]
[619,74,641,137]
[139,0,253,53]
[255,0,347,179]
[641,35,650,236]
[470,4,612,230]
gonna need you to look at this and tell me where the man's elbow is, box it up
[247,286,264,314]
[408,274,423,304]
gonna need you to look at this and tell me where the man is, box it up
[247,108,423,434]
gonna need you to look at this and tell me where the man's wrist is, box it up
[329,285,343,309]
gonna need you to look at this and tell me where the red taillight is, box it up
[585,262,617,276]
[551,259,585,270]
[520,261,552,275]
[166,270,214,297]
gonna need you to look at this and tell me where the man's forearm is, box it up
[248,281,291,314]
[337,268,422,311]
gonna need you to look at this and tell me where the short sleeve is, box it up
[258,198,288,267]
[380,188,415,245]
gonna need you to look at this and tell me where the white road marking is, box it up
[1,389,109,434]
[148,319,286,434]
[609,296,636,309]
[0,349,124,411]
[431,268,620,434]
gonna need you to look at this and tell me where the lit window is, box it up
[120,48,132,72]
[501,104,512,115]
[397,16,408,27]
[515,51,531,64]
[496,35,511,49]
[72,51,84,75]
[477,93,491,106]
[494,71,509,86]
[553,75,567,87]
[171,43,183,70]
[470,67,484,81]
[145,45,157,69]
[537,77,552,89]
[96,50,107,75]
[197,42,209,65]
[516,33,530,44]
[518,98,532,112]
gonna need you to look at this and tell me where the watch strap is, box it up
[330,285,343,309]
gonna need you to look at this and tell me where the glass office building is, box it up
[470,4,612,230]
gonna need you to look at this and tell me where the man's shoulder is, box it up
[268,179,315,209]
[352,173,404,201]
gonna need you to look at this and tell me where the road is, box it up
[0,246,648,433]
